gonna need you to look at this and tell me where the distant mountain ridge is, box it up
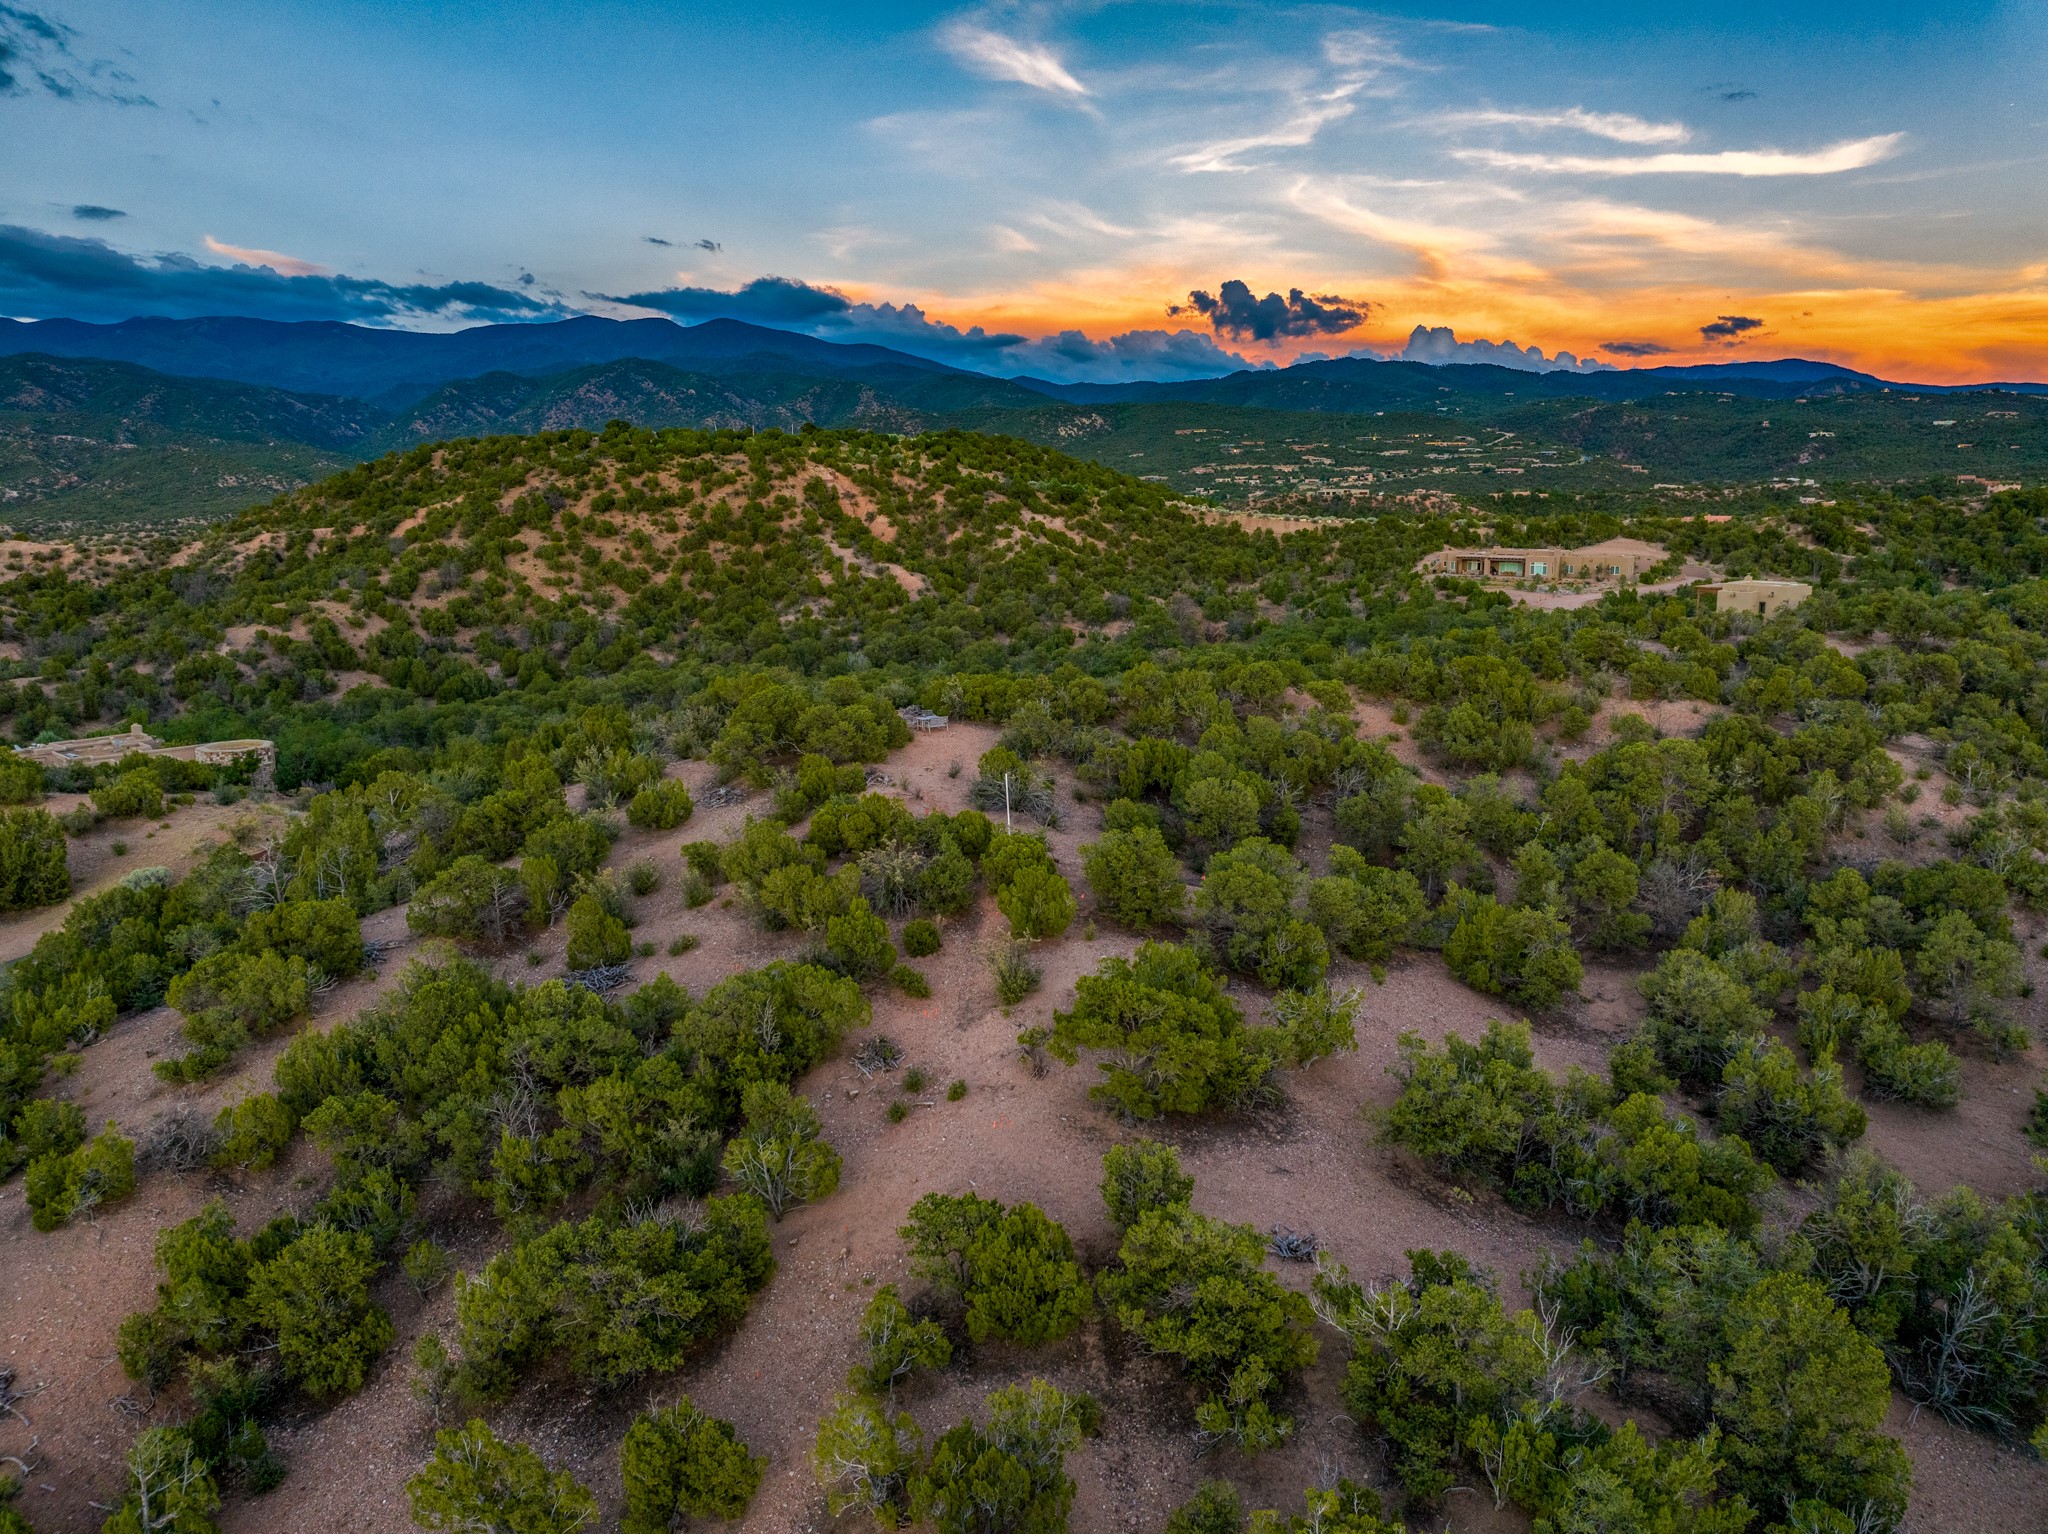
[0,315,977,409]
[3,313,2043,409]
[3,342,2045,530]
[1011,354,2048,408]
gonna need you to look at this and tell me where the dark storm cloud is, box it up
[1169,279,1369,343]
[0,224,571,324]
[71,203,125,220]
[694,238,721,254]
[601,274,855,324]
[643,235,672,247]
[1700,314,1765,344]
[1602,339,1673,357]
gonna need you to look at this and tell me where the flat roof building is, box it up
[1697,578,1812,618]
[1416,535,1666,583]
[13,725,276,787]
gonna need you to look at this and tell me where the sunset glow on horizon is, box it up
[8,1,2047,384]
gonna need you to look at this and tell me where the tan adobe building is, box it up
[1415,535,1666,583]
[1697,578,1812,618]
[14,724,276,786]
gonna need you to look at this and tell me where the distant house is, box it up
[1415,536,1667,583]
[1696,578,1812,618]
[14,724,276,786]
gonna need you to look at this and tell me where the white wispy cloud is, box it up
[1457,132,1905,176]
[1168,25,1413,174]
[202,236,328,276]
[1171,90,1363,173]
[942,24,1088,96]
[1443,107,1689,145]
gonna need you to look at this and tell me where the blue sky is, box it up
[4,1,2046,381]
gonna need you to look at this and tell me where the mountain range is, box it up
[2,315,2044,527]
[8,313,2047,410]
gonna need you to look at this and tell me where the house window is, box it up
[1531,561,1548,576]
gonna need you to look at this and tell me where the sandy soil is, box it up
[2,729,2044,1533]
[0,797,288,967]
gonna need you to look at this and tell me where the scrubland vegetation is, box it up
[0,421,2045,1532]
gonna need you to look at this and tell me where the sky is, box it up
[3,0,2047,383]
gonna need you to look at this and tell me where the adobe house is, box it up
[15,725,276,787]
[1695,578,1812,619]
[1415,535,1667,583]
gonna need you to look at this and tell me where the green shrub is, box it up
[0,753,44,805]
[625,859,661,897]
[211,1093,294,1170]
[826,896,896,979]
[1638,948,1768,1088]
[1081,825,1185,929]
[402,1238,453,1298]
[0,807,68,911]
[102,1425,219,1534]
[812,1393,919,1524]
[160,949,317,1080]
[900,1192,1091,1345]
[1188,837,1329,990]
[408,855,528,944]
[910,1380,1089,1534]
[627,778,695,830]
[680,839,723,885]
[1100,1139,1193,1232]
[1315,1251,1547,1504]
[849,1283,951,1399]
[451,1198,773,1398]
[1098,1202,1316,1451]
[1165,1481,1246,1534]
[1254,1484,1401,1533]
[240,897,364,976]
[902,917,942,957]
[25,1121,135,1231]
[1382,1022,1770,1233]
[4,1096,85,1177]
[991,942,1041,1006]
[244,1226,393,1398]
[721,1081,841,1218]
[1710,1273,1910,1523]
[93,769,164,820]
[564,894,630,969]
[1715,1036,1866,1175]
[996,864,1076,942]
[1306,849,1426,965]
[946,1078,967,1102]
[1441,890,1582,1009]
[890,964,931,998]
[621,1398,764,1533]
[406,1420,596,1534]
[1050,943,1288,1119]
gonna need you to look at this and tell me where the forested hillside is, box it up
[0,424,2045,1534]
[3,340,2046,530]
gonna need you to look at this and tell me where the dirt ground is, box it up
[0,795,289,968]
[3,726,2045,1533]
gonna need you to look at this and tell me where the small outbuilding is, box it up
[1697,578,1813,618]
